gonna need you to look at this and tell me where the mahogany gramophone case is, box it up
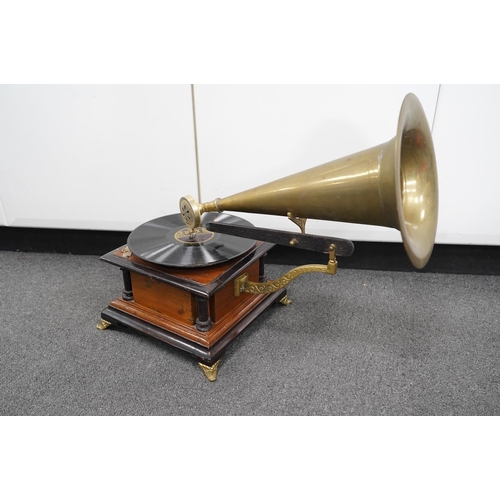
[97,93,438,381]
[98,213,288,381]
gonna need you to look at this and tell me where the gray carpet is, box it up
[1,250,499,415]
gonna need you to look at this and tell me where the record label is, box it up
[173,227,215,244]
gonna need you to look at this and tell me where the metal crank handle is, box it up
[234,245,338,297]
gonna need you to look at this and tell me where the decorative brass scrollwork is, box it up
[234,244,337,297]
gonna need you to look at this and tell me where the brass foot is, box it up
[96,319,112,330]
[279,295,292,306]
[198,359,221,382]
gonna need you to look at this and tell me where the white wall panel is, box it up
[0,85,197,230]
[193,85,439,242]
[432,85,500,245]
[2,85,498,246]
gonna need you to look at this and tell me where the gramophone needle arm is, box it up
[205,220,354,257]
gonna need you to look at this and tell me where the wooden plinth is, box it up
[99,242,286,369]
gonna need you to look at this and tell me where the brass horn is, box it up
[180,93,438,269]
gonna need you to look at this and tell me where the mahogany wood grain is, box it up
[130,272,195,325]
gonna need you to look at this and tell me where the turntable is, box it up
[97,93,438,381]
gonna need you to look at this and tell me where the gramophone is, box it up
[97,93,438,381]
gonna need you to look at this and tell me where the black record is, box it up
[127,212,256,267]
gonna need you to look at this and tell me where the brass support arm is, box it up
[234,244,338,297]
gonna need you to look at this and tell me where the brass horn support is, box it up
[234,244,338,297]
[180,93,438,269]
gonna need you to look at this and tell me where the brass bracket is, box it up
[287,212,307,234]
[234,272,250,297]
[234,244,337,297]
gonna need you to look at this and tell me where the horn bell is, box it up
[181,93,438,269]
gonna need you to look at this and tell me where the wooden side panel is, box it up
[130,272,195,325]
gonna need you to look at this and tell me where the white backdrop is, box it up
[0,85,198,230]
[0,84,499,245]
